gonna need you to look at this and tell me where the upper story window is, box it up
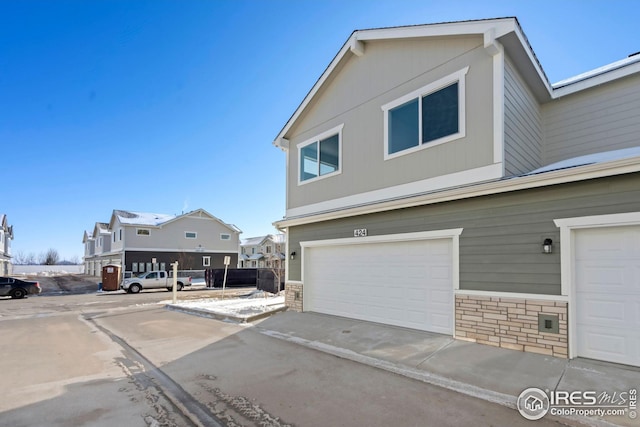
[298,124,343,184]
[185,232,197,239]
[220,233,230,240]
[137,228,150,236]
[382,67,468,160]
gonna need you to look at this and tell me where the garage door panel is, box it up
[575,226,640,366]
[305,239,453,334]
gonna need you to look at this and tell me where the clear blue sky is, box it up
[2,0,639,261]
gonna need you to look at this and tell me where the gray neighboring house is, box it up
[0,214,13,275]
[239,234,286,268]
[83,209,241,277]
[273,18,640,367]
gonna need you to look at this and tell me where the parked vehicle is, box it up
[0,277,42,299]
[120,270,192,294]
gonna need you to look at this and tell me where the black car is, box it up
[0,277,42,299]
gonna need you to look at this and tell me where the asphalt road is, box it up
[0,275,576,426]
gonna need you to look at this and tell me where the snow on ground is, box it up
[166,294,285,318]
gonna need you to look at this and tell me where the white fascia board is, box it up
[510,24,554,96]
[551,60,640,98]
[356,19,515,41]
[277,156,640,228]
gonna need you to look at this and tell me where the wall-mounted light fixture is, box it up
[542,238,553,254]
[290,251,296,260]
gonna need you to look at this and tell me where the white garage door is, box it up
[575,226,640,366]
[304,238,453,334]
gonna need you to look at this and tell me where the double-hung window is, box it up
[298,124,343,184]
[383,67,468,159]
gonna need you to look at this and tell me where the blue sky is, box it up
[2,0,639,261]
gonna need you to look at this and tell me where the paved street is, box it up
[0,276,576,426]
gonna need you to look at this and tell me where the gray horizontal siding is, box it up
[503,57,543,176]
[288,172,640,295]
[544,73,640,164]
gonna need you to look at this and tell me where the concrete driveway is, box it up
[0,290,585,426]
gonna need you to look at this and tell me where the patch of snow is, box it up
[553,54,640,88]
[169,295,285,318]
[526,146,640,175]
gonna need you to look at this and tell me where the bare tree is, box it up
[39,248,60,265]
[12,250,27,265]
[25,252,37,265]
[13,250,39,265]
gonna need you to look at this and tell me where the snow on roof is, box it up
[552,54,640,88]
[241,236,269,246]
[527,146,640,176]
[272,234,286,244]
[115,210,176,226]
[249,254,264,260]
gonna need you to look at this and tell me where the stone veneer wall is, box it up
[455,294,568,358]
[285,282,303,312]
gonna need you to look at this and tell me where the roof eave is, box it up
[275,156,640,228]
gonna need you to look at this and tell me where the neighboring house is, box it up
[82,230,95,274]
[239,234,286,268]
[83,209,241,277]
[0,214,13,276]
[273,18,640,367]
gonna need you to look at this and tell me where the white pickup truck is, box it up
[121,270,192,294]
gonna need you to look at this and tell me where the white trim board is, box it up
[455,289,568,302]
[277,156,640,227]
[286,163,502,219]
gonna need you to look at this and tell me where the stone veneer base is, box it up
[455,294,568,358]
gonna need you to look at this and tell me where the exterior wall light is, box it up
[542,238,553,254]
[290,251,296,260]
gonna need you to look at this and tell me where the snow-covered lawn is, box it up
[167,294,285,318]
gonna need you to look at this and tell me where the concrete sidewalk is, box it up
[253,311,639,427]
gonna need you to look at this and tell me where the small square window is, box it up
[185,232,197,239]
[298,124,343,184]
[220,234,230,240]
[137,229,150,236]
[203,256,211,267]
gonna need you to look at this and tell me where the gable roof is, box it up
[109,208,242,234]
[273,17,640,149]
[241,234,286,247]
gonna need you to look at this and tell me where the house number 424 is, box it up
[353,228,368,237]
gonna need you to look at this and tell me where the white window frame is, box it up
[382,67,468,161]
[220,233,231,241]
[297,123,344,186]
[137,228,150,236]
[185,231,197,239]
[203,256,211,267]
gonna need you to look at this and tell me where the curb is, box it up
[165,304,287,323]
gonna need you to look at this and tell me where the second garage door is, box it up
[575,225,640,366]
[304,238,453,334]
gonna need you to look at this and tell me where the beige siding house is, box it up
[83,209,241,278]
[274,18,640,367]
